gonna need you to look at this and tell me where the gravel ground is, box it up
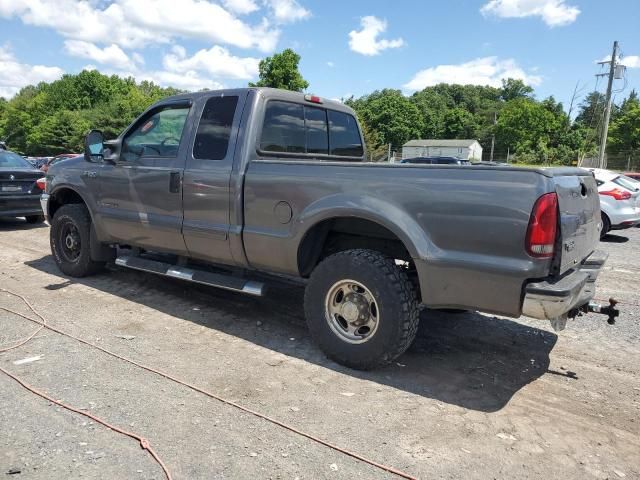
[0,218,639,480]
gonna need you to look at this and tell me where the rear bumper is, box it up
[611,217,640,230]
[40,193,50,221]
[522,250,607,320]
[607,206,640,229]
[0,194,43,217]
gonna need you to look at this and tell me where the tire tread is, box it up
[304,248,419,370]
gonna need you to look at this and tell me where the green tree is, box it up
[575,91,606,126]
[0,70,182,154]
[500,78,534,102]
[347,89,424,148]
[26,110,91,155]
[609,97,640,154]
[249,48,309,92]
[442,107,478,138]
[495,98,558,162]
[359,120,387,160]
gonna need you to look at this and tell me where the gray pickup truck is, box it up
[41,87,617,369]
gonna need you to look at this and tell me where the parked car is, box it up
[40,153,79,173]
[399,156,470,165]
[0,149,46,223]
[589,168,640,238]
[42,88,615,370]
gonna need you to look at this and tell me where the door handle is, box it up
[169,171,181,193]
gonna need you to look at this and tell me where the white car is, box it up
[589,168,640,238]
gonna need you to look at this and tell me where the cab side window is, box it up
[305,106,328,154]
[260,101,305,153]
[259,100,363,159]
[193,96,238,160]
[122,105,190,162]
[328,110,363,157]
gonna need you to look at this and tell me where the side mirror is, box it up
[84,130,104,163]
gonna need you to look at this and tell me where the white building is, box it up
[402,139,483,161]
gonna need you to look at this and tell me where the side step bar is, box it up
[115,255,265,296]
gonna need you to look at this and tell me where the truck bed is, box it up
[242,162,600,316]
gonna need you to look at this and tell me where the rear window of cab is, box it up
[259,100,363,159]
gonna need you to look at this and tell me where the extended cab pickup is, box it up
[41,88,616,370]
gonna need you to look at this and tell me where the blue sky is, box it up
[1,0,639,111]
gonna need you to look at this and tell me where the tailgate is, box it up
[554,172,601,274]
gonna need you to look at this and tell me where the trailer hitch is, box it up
[585,298,620,325]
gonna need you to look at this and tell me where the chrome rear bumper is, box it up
[522,250,607,320]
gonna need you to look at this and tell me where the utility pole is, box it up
[597,41,619,169]
[490,111,497,161]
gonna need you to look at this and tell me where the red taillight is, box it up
[526,192,558,258]
[36,177,46,192]
[304,94,323,104]
[600,188,631,200]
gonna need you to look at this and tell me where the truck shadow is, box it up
[25,255,557,413]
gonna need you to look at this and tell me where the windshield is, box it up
[0,151,33,169]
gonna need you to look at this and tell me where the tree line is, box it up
[346,81,639,165]
[0,70,181,156]
[0,48,638,166]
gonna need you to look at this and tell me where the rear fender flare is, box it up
[292,194,437,261]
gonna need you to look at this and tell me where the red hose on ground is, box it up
[0,288,418,480]
[0,363,172,480]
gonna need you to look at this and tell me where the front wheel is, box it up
[50,204,105,277]
[304,249,420,370]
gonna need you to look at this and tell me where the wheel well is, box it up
[49,188,86,219]
[297,217,413,278]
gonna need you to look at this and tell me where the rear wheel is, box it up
[304,249,419,370]
[600,212,611,239]
[50,204,105,277]
[25,214,45,224]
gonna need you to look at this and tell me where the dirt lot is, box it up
[1,219,639,480]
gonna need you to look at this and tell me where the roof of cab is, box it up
[157,87,355,114]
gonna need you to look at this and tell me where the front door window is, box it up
[122,106,190,162]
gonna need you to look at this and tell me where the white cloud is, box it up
[623,56,640,68]
[327,61,334,67]
[0,0,280,52]
[480,0,580,27]
[0,46,64,98]
[222,0,259,14]
[64,40,138,70]
[131,52,145,66]
[163,45,259,80]
[348,16,404,56]
[140,70,224,92]
[266,0,310,23]
[403,56,542,92]
[599,54,640,69]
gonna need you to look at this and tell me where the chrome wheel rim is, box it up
[324,279,379,344]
